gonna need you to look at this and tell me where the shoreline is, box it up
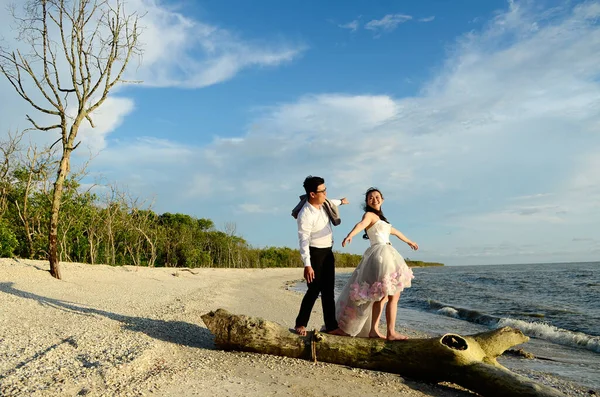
[0,259,592,396]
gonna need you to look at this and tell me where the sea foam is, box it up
[496,318,600,353]
[437,306,459,318]
[428,300,600,353]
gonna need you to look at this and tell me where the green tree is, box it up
[0,218,18,257]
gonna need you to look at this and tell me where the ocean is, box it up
[295,261,600,390]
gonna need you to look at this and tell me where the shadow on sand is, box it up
[0,281,214,350]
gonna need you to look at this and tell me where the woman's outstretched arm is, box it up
[342,212,378,247]
[391,227,419,250]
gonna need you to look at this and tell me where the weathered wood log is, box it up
[201,309,565,397]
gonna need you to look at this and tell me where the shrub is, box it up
[0,219,18,257]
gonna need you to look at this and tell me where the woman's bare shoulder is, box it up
[362,211,380,229]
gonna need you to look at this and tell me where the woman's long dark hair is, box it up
[362,187,389,240]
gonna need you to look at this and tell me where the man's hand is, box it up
[304,266,315,283]
[340,197,349,205]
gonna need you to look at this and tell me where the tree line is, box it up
[0,132,443,269]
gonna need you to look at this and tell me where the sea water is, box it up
[296,262,600,389]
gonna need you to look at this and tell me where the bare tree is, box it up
[99,184,127,266]
[128,205,159,268]
[0,0,142,279]
[117,191,158,267]
[224,221,237,268]
[0,130,26,216]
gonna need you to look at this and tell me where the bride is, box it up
[336,188,418,340]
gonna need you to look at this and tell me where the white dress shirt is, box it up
[297,199,342,267]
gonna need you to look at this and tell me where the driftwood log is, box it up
[201,309,565,397]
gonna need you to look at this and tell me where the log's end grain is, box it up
[441,334,468,351]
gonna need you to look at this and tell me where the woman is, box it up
[336,188,418,340]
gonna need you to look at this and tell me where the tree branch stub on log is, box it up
[201,309,565,397]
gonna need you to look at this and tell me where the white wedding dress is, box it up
[335,220,414,337]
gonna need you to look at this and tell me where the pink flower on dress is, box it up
[349,282,362,302]
[349,282,375,305]
[368,282,384,300]
[381,271,406,295]
[359,282,370,300]
[348,270,412,305]
[338,303,358,328]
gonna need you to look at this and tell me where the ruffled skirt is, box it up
[335,243,414,337]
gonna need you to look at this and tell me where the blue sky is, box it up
[1,0,599,266]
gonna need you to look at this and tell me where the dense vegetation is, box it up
[0,133,443,269]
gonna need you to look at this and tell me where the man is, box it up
[294,175,348,336]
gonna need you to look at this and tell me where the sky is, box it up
[1,0,599,266]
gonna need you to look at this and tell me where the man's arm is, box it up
[297,211,312,268]
[297,211,316,283]
[329,197,349,207]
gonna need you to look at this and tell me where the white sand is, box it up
[0,259,530,396]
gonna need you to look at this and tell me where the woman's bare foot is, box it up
[368,330,386,339]
[295,325,307,336]
[387,332,409,341]
[327,328,349,336]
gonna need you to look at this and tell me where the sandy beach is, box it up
[1,258,588,397]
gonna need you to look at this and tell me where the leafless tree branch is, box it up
[26,115,61,131]
[0,0,143,279]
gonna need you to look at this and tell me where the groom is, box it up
[292,175,348,336]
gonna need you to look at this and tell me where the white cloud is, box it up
[509,193,554,201]
[76,97,135,154]
[185,173,216,199]
[570,152,600,191]
[465,205,566,225]
[125,0,306,88]
[95,137,194,167]
[338,20,360,32]
[365,14,412,33]
[419,16,435,23]
[237,203,271,214]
